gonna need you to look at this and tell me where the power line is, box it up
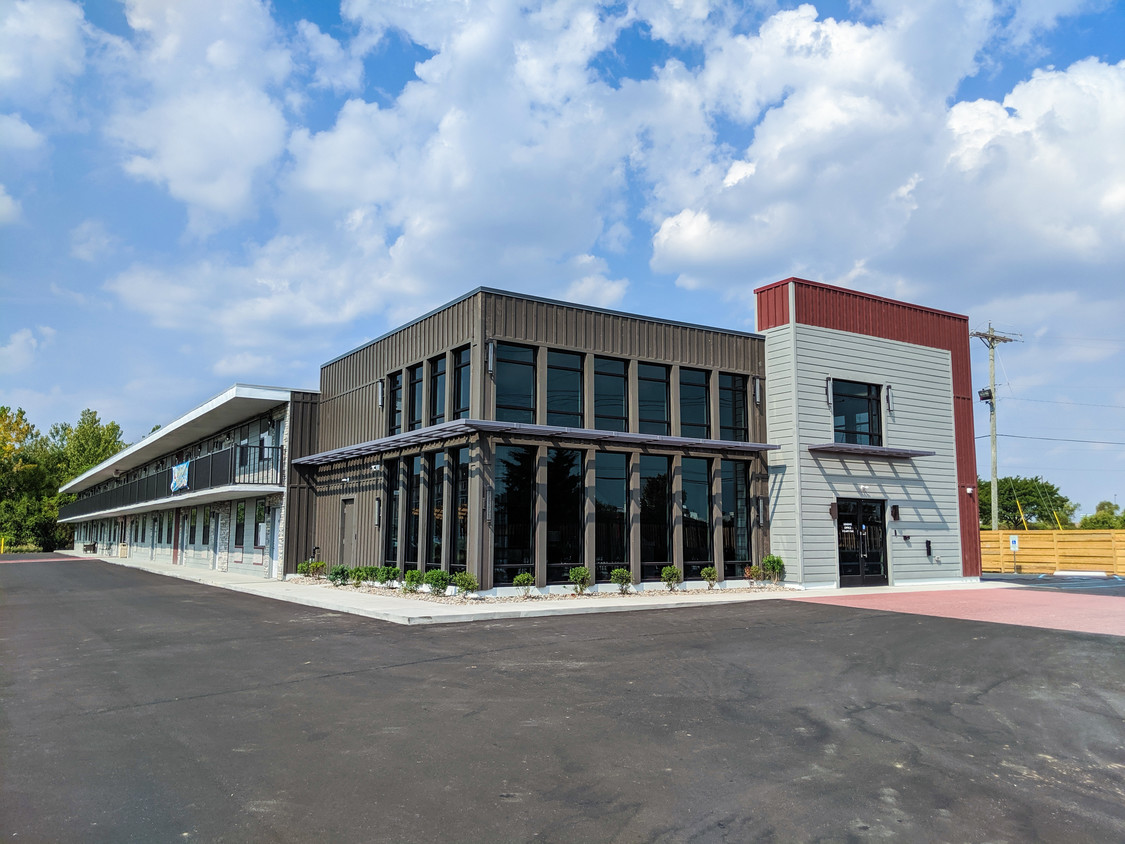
[976,433,1125,446]
[1004,397,1125,411]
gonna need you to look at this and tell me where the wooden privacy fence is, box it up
[980,530,1125,575]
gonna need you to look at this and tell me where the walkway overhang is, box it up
[808,442,936,460]
[294,419,779,467]
[62,384,311,495]
[57,484,285,523]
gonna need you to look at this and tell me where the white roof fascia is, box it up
[60,384,309,495]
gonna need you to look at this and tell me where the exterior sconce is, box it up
[341,477,350,484]
[825,376,833,407]
[487,340,496,374]
[753,376,763,407]
[374,499,381,528]
[377,378,385,408]
[890,505,900,521]
[829,502,838,519]
[484,490,494,522]
[885,384,894,413]
[965,486,975,495]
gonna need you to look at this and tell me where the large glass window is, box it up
[430,356,446,426]
[833,380,882,446]
[680,368,710,438]
[495,343,536,423]
[637,363,670,435]
[405,455,422,570]
[201,506,209,546]
[493,445,537,585]
[547,350,583,427]
[681,458,711,578]
[546,448,583,584]
[234,502,245,547]
[595,452,628,582]
[639,455,671,580]
[384,458,400,565]
[451,447,469,572]
[387,372,403,436]
[453,346,471,419]
[721,461,752,578]
[594,357,627,431]
[407,364,424,431]
[428,452,445,571]
[719,373,748,442]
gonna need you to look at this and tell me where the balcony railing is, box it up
[59,446,284,521]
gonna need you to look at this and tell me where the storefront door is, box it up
[837,499,888,587]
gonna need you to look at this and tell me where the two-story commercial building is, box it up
[59,385,318,579]
[65,280,981,591]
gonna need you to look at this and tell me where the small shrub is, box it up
[700,565,718,589]
[761,554,785,583]
[568,566,592,595]
[661,565,683,591]
[351,566,377,586]
[308,561,326,579]
[609,567,632,594]
[296,561,310,576]
[451,571,479,594]
[424,569,452,595]
[327,564,350,586]
[513,571,535,598]
[744,564,765,581]
[403,569,424,592]
[374,565,397,584]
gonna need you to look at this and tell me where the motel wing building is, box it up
[64,280,981,591]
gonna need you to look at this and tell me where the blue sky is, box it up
[1,0,1123,516]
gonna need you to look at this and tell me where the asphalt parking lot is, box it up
[2,557,1123,842]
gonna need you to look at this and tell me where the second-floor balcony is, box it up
[59,446,284,521]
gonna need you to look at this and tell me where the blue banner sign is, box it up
[171,461,190,492]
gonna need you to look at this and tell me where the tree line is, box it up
[978,476,1123,530]
[0,407,127,551]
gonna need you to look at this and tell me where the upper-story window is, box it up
[387,372,403,435]
[594,356,628,431]
[719,373,748,442]
[407,364,424,431]
[430,355,446,426]
[495,342,536,423]
[637,363,669,435]
[547,350,583,427]
[452,346,471,420]
[832,379,882,446]
[680,368,710,438]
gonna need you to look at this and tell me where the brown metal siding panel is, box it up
[755,283,790,331]
[285,391,320,573]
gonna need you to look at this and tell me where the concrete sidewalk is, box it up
[57,550,1011,625]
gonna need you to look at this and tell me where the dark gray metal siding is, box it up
[284,391,319,573]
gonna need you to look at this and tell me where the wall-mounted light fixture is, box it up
[825,376,833,407]
[885,384,894,413]
[341,477,350,484]
[753,376,763,407]
[890,504,900,521]
[484,490,494,522]
[374,499,381,528]
[487,340,496,374]
[965,486,976,495]
[377,378,385,408]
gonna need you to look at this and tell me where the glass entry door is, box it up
[837,499,888,587]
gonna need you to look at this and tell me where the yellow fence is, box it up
[980,530,1125,575]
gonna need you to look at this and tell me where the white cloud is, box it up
[0,113,44,150]
[0,0,85,108]
[297,20,363,93]
[0,183,20,224]
[0,326,53,374]
[69,219,116,261]
[106,0,292,230]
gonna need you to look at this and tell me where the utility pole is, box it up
[971,323,1019,529]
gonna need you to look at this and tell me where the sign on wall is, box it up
[171,461,190,492]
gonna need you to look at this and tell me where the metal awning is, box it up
[293,419,778,467]
[808,442,936,459]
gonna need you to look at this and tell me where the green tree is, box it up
[977,476,1078,529]
[0,407,127,551]
[1077,501,1124,530]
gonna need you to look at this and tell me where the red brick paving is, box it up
[798,587,1125,637]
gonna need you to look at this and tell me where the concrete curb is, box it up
[56,549,1012,625]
